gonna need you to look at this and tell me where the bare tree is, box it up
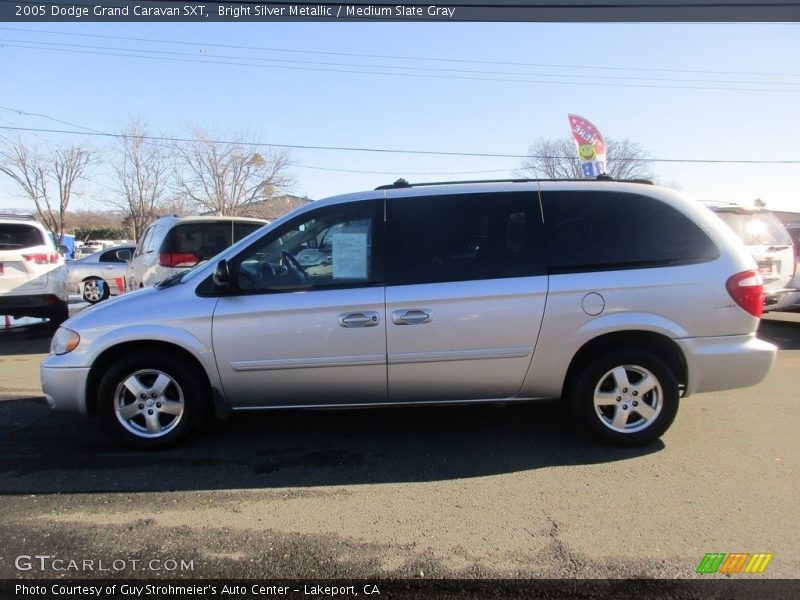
[0,136,92,244]
[173,128,292,216]
[111,119,170,241]
[518,136,655,180]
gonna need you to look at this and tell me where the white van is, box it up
[704,202,795,311]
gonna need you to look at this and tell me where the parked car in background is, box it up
[126,216,267,290]
[0,214,68,324]
[67,244,135,304]
[704,202,795,311]
[775,221,800,311]
[42,180,776,449]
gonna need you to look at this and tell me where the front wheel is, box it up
[571,350,679,446]
[97,351,208,448]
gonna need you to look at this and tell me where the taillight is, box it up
[23,253,60,264]
[158,252,199,268]
[726,270,764,318]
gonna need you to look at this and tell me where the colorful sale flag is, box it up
[568,114,607,178]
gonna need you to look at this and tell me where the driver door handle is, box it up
[338,311,380,328]
[392,309,433,325]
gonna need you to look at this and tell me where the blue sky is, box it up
[1,22,798,211]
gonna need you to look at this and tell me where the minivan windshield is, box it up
[714,210,792,246]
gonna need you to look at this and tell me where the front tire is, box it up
[571,350,679,446]
[97,351,208,448]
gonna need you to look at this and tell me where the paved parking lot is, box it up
[0,309,798,580]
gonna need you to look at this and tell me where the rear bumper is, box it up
[0,294,66,318]
[40,362,90,415]
[676,334,776,397]
[763,288,797,312]
[764,289,799,311]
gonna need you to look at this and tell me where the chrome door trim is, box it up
[230,354,386,372]
[388,346,532,365]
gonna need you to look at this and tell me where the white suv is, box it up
[0,214,68,325]
[704,202,795,311]
[41,180,776,448]
[126,215,267,290]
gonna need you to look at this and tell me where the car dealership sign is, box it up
[568,114,607,178]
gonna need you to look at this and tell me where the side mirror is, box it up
[213,259,233,290]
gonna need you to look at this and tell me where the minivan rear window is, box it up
[161,222,264,260]
[713,210,792,246]
[0,224,45,250]
[543,191,719,273]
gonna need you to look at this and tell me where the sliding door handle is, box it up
[392,309,432,325]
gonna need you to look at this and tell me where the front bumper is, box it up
[675,333,776,397]
[40,361,91,415]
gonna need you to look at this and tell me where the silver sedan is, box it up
[67,245,135,303]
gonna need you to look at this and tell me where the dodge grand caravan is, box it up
[41,180,776,448]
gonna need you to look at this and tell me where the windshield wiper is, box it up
[157,272,185,288]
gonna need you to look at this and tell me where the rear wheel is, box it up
[81,277,109,303]
[571,350,679,446]
[97,351,208,448]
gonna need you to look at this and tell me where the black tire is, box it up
[97,350,209,449]
[49,301,69,327]
[570,349,679,446]
[81,277,110,303]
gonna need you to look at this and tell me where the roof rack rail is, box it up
[0,213,37,220]
[375,176,653,190]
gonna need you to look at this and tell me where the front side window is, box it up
[386,192,545,286]
[543,191,719,273]
[134,227,154,256]
[144,226,164,254]
[229,201,381,293]
[101,248,131,263]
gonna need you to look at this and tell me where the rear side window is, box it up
[543,191,719,273]
[0,224,45,250]
[386,192,546,285]
[161,222,263,260]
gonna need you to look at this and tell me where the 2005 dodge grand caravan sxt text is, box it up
[41,179,777,448]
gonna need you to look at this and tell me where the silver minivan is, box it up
[41,180,776,448]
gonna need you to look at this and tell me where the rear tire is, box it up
[571,349,679,446]
[97,350,208,449]
[81,277,109,303]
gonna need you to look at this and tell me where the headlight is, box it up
[51,327,80,355]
